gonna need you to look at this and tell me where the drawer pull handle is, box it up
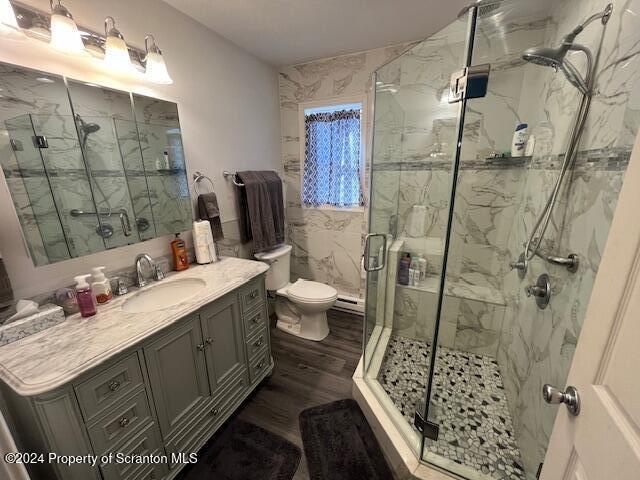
[119,417,130,428]
[254,338,264,348]
[197,343,205,351]
[206,337,213,345]
[108,380,121,392]
[211,407,219,416]
[249,290,258,299]
[257,361,265,370]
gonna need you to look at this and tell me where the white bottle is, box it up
[91,266,113,304]
[418,255,428,281]
[511,123,528,157]
[409,256,420,286]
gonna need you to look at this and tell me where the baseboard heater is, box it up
[332,295,365,315]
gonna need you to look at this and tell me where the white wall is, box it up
[0,0,281,298]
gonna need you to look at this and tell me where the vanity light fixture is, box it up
[0,0,23,39]
[143,34,173,85]
[49,0,87,55]
[103,16,135,74]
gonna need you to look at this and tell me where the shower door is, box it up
[362,4,478,446]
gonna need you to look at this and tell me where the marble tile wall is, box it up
[278,44,412,299]
[363,1,638,479]
[494,0,640,478]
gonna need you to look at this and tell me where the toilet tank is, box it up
[254,244,292,291]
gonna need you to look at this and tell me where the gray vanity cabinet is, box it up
[142,313,211,440]
[200,293,245,392]
[0,274,272,480]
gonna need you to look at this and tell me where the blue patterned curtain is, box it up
[303,109,361,207]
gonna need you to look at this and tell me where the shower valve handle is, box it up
[525,285,546,298]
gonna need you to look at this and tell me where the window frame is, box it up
[298,94,366,212]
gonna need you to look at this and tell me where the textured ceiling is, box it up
[162,0,472,66]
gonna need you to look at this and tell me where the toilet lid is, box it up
[287,279,337,302]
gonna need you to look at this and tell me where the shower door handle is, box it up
[363,233,387,272]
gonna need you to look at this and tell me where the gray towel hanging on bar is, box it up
[237,171,284,252]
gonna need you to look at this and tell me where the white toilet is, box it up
[254,244,337,341]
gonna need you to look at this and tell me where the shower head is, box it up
[521,3,613,95]
[522,45,567,69]
[82,122,101,134]
[523,43,591,95]
[74,113,100,135]
[458,0,503,19]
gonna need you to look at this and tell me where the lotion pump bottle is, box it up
[74,274,97,317]
[91,266,113,304]
[171,233,189,271]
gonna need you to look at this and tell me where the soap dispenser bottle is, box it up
[91,266,113,304]
[74,274,97,317]
[171,233,189,271]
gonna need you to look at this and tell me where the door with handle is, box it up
[540,132,640,479]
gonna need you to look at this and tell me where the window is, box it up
[302,102,363,208]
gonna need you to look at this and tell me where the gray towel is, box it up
[197,193,224,241]
[237,171,284,252]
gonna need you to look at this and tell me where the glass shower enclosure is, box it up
[362,0,636,479]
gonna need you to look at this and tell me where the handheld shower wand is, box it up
[513,4,612,275]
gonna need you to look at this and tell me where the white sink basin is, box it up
[122,278,207,313]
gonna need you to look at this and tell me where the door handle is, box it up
[363,233,387,272]
[542,384,580,416]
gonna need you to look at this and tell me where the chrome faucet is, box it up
[134,253,164,287]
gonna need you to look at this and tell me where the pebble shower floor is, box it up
[378,335,526,480]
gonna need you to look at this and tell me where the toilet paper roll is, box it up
[193,220,217,264]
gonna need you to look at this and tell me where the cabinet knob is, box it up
[257,361,265,370]
[206,337,213,345]
[211,407,219,416]
[251,316,260,324]
[108,380,121,392]
[254,338,264,348]
[118,417,130,428]
[196,343,205,351]
[249,290,258,299]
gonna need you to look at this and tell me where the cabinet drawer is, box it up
[246,328,268,360]
[243,306,267,338]
[75,352,144,423]
[99,421,166,480]
[87,388,153,455]
[165,371,248,468]
[239,278,265,313]
[128,462,167,480]
[249,348,270,383]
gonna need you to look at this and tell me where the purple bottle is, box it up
[74,274,97,317]
[398,253,411,285]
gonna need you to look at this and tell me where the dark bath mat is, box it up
[179,418,300,480]
[299,399,393,480]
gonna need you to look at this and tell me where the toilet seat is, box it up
[280,279,337,303]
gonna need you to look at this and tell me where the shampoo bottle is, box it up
[171,233,189,271]
[74,274,97,318]
[398,253,411,285]
[511,123,528,157]
[91,266,113,304]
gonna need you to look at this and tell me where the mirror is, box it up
[0,62,193,266]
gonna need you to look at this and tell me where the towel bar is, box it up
[223,171,245,187]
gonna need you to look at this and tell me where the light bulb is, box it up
[49,1,87,55]
[144,35,173,84]
[103,16,135,75]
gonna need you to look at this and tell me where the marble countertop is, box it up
[0,257,269,397]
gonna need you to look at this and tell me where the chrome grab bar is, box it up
[70,208,132,237]
[363,233,387,272]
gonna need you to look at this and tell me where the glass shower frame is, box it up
[362,0,479,453]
